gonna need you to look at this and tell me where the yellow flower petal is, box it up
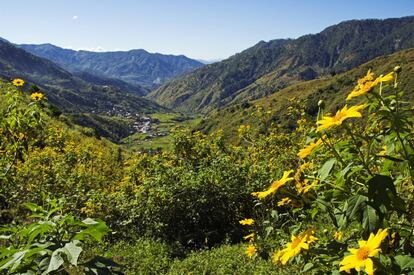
[316,105,365,132]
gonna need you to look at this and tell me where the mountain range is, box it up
[0,39,164,115]
[199,48,414,139]
[148,16,414,113]
[19,43,203,90]
[2,16,414,142]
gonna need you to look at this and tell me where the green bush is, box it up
[167,244,290,275]
[107,130,282,250]
[104,239,171,275]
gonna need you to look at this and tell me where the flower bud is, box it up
[394,66,402,74]
[317,100,325,109]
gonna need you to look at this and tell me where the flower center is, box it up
[291,237,302,249]
[356,246,370,260]
[333,112,346,122]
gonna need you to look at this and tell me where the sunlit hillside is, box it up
[1,2,414,274]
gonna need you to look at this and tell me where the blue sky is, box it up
[1,0,413,60]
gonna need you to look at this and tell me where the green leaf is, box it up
[24,203,42,213]
[318,158,336,182]
[45,250,64,274]
[395,255,414,271]
[82,218,99,225]
[310,207,318,219]
[0,250,27,272]
[346,195,368,218]
[362,204,379,233]
[265,226,273,237]
[368,175,396,209]
[302,262,314,273]
[75,219,110,243]
[62,241,82,266]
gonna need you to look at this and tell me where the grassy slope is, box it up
[199,48,414,140]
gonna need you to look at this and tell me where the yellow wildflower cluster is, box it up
[294,162,317,194]
[334,231,343,241]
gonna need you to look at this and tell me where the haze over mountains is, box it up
[148,16,414,113]
[19,43,204,90]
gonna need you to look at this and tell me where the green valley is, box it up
[2,9,414,275]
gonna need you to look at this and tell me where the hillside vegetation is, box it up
[200,48,414,140]
[2,58,414,274]
[149,16,414,113]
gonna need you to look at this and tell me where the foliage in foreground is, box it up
[241,67,414,274]
[2,64,414,275]
[0,200,119,274]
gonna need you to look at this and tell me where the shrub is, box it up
[167,244,289,274]
[104,239,171,275]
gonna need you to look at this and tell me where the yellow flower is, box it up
[375,72,395,83]
[378,145,387,156]
[12,78,25,87]
[294,162,313,183]
[246,244,257,258]
[272,228,317,265]
[31,92,44,101]
[252,170,294,199]
[297,138,323,159]
[334,231,343,241]
[239,218,254,226]
[340,228,388,275]
[316,105,365,132]
[296,179,318,194]
[243,233,255,241]
[277,197,292,207]
[347,71,394,100]
[346,70,376,100]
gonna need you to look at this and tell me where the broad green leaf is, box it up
[346,195,368,218]
[63,241,82,266]
[76,219,110,243]
[362,204,379,233]
[318,158,336,182]
[395,255,414,271]
[368,175,396,209]
[302,262,314,273]
[0,250,27,272]
[45,250,64,274]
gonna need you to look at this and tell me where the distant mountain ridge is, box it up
[18,43,204,90]
[148,16,414,113]
[0,39,164,115]
[199,48,414,139]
